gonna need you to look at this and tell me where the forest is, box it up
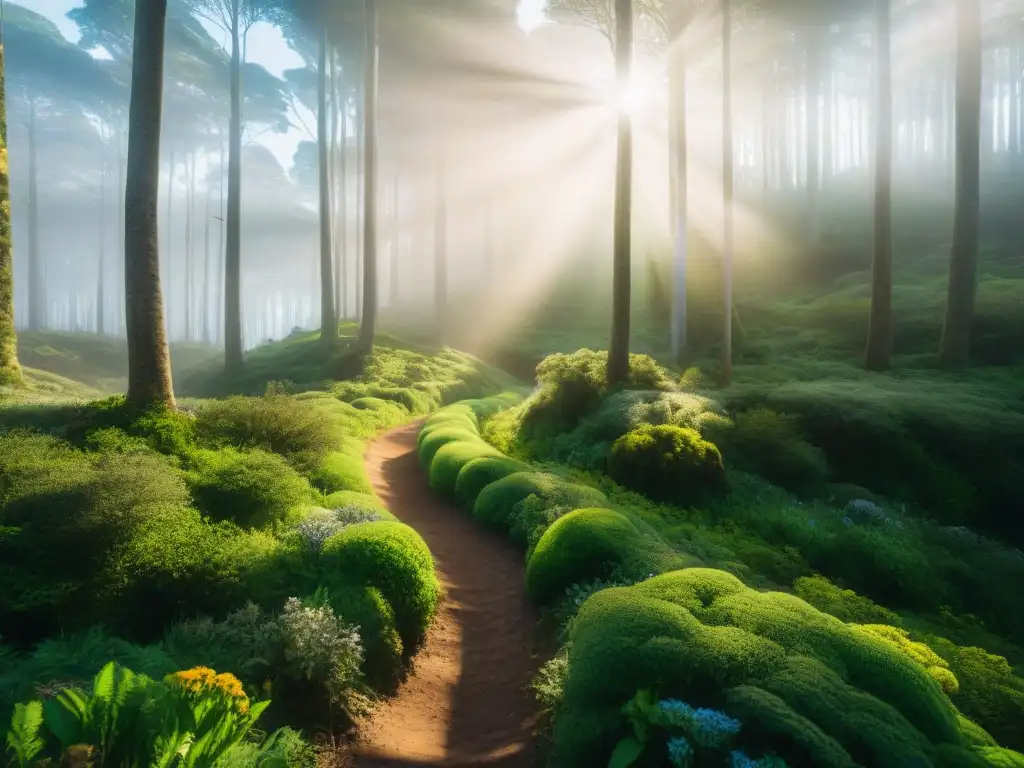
[1,0,1023,766]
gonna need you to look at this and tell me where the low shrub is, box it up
[186,447,313,529]
[428,439,501,499]
[195,393,340,473]
[525,508,688,603]
[550,567,992,767]
[607,424,726,505]
[311,443,372,495]
[322,489,389,513]
[328,583,404,691]
[321,522,439,650]
[417,425,479,470]
[454,455,532,510]
[792,575,901,625]
[723,407,830,492]
[471,471,610,534]
[852,624,959,693]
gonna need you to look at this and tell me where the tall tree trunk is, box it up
[0,41,21,385]
[331,53,343,323]
[116,128,126,334]
[340,105,349,320]
[866,0,893,371]
[606,0,633,386]
[184,151,194,341]
[27,100,44,330]
[721,0,734,387]
[125,0,174,409]
[668,23,688,360]
[434,136,447,338]
[317,27,337,345]
[203,159,213,345]
[164,147,174,331]
[356,87,364,319]
[97,156,107,335]
[939,0,982,368]
[390,170,399,306]
[357,0,379,354]
[224,0,244,373]
[805,31,823,245]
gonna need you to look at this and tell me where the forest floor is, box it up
[354,421,539,768]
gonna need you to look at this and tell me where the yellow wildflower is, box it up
[167,667,250,713]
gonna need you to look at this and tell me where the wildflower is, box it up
[657,698,694,718]
[667,735,693,767]
[730,752,758,768]
[690,707,741,748]
[842,516,853,526]
[168,667,250,713]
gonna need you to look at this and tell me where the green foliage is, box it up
[551,567,973,767]
[471,471,610,537]
[525,508,688,604]
[427,439,501,499]
[277,597,363,703]
[311,444,372,495]
[852,625,959,693]
[327,584,403,691]
[186,448,313,529]
[792,575,901,625]
[607,424,726,505]
[320,522,439,650]
[519,349,672,440]
[195,394,340,474]
[222,726,316,768]
[4,661,274,768]
[720,408,830,492]
[417,425,479,470]
[321,490,389,515]
[453,455,532,510]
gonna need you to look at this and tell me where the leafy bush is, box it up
[195,393,340,473]
[321,522,439,650]
[427,439,501,499]
[453,455,532,509]
[322,489,388,514]
[5,661,274,768]
[525,508,688,603]
[417,425,479,470]
[278,596,363,703]
[328,584,404,691]
[607,424,726,505]
[294,505,393,555]
[311,444,372,495]
[852,624,959,693]
[550,567,993,767]
[722,407,830,492]
[520,349,672,438]
[187,448,313,529]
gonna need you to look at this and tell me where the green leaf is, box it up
[43,695,84,748]
[608,736,645,768]
[6,700,45,767]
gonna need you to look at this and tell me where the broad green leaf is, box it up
[608,736,645,768]
[43,695,84,748]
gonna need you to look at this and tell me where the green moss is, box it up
[607,423,726,504]
[525,508,687,603]
[471,471,610,533]
[322,490,393,519]
[553,568,969,767]
[454,455,532,509]
[723,407,830,492]
[311,444,371,495]
[321,521,439,649]
[793,575,901,625]
[417,425,480,470]
[428,440,501,499]
[186,447,313,529]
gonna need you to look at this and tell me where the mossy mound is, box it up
[471,471,610,533]
[328,583,404,691]
[428,440,502,499]
[552,567,1001,767]
[321,521,439,650]
[525,508,689,603]
[322,490,394,520]
[417,426,480,471]
[454,455,533,509]
[311,444,372,495]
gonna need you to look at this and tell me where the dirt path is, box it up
[354,422,538,768]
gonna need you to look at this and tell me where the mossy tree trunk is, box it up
[939,0,982,369]
[27,99,43,330]
[865,0,893,371]
[357,0,379,355]
[0,42,23,387]
[124,0,175,410]
[606,0,634,387]
[317,25,337,347]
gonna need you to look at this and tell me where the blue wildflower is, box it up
[690,708,741,748]
[842,516,854,526]
[666,735,693,768]
[730,752,758,768]
[657,699,694,718]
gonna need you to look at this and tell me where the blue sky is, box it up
[17,1,546,170]
[17,0,309,168]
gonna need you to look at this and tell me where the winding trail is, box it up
[354,422,538,768]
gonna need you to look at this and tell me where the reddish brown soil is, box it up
[354,422,539,768]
